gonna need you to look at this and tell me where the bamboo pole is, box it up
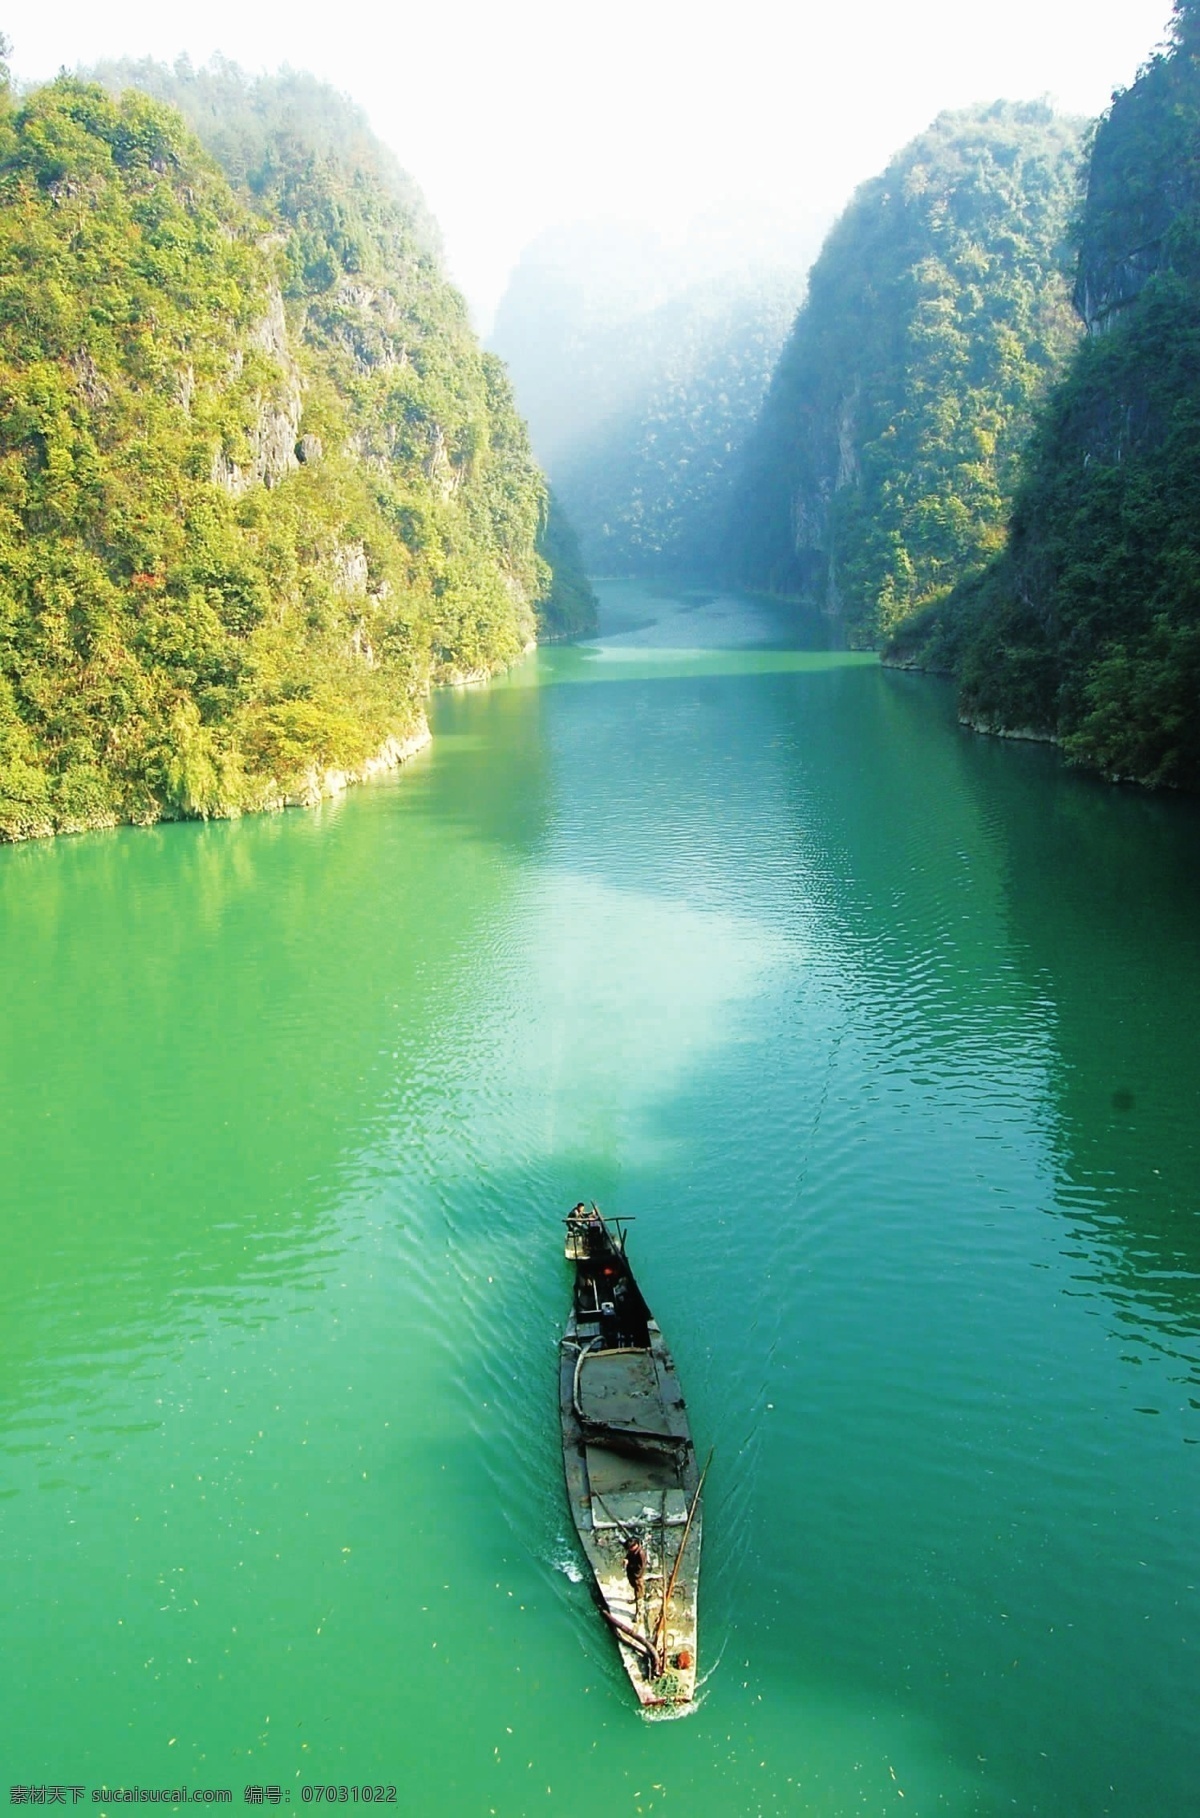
[654,1445,714,1660]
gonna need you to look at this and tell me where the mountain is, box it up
[889,3,1200,789]
[534,490,598,639]
[728,102,1085,645]
[553,269,805,580]
[490,210,818,579]
[490,218,671,476]
[0,61,571,842]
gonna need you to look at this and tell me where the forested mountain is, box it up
[490,212,816,579]
[728,103,1084,645]
[490,219,671,475]
[0,60,580,843]
[535,490,598,639]
[890,2,1200,789]
[553,271,805,579]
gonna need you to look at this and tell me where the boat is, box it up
[559,1203,707,1707]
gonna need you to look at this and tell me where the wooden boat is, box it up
[559,1203,706,1707]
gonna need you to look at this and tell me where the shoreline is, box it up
[275,720,434,811]
[958,713,1058,747]
[0,720,435,847]
[883,651,1060,748]
[0,639,542,846]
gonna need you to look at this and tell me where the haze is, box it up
[10,0,1173,327]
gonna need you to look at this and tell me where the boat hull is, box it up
[559,1219,701,1707]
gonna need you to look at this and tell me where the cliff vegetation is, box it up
[534,490,599,639]
[0,59,561,841]
[890,3,1200,789]
[728,103,1084,646]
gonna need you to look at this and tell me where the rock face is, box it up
[885,6,1200,791]
[1074,244,1165,336]
[1072,19,1200,334]
[0,68,552,843]
[727,104,1083,646]
[280,722,432,809]
[323,280,410,374]
[331,542,370,595]
[209,293,304,493]
[209,292,306,494]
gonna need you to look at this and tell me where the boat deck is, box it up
[560,1307,701,1705]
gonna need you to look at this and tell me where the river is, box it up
[2,580,1199,1816]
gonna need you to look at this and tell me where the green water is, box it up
[3,580,1199,1817]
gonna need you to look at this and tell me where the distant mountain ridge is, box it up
[552,267,806,579]
[491,210,819,579]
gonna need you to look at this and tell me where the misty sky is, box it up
[10,0,1174,327]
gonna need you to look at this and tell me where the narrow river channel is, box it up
[3,582,1199,1816]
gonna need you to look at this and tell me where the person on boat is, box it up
[624,1534,647,1602]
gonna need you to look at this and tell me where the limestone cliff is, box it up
[888,4,1200,790]
[1073,18,1200,333]
[0,66,551,841]
[727,103,1083,646]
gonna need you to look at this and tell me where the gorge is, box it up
[2,11,1200,1815]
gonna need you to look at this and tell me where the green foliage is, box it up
[553,273,804,579]
[0,63,551,840]
[1064,617,1200,785]
[491,212,818,582]
[729,103,1084,645]
[534,490,598,639]
[898,27,1200,788]
[86,56,443,267]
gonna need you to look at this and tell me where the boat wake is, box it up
[548,1544,584,1585]
[694,1632,728,1691]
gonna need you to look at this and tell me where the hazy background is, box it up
[9,0,1173,330]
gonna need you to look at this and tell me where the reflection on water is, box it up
[1,578,1198,1815]
[960,735,1200,1362]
